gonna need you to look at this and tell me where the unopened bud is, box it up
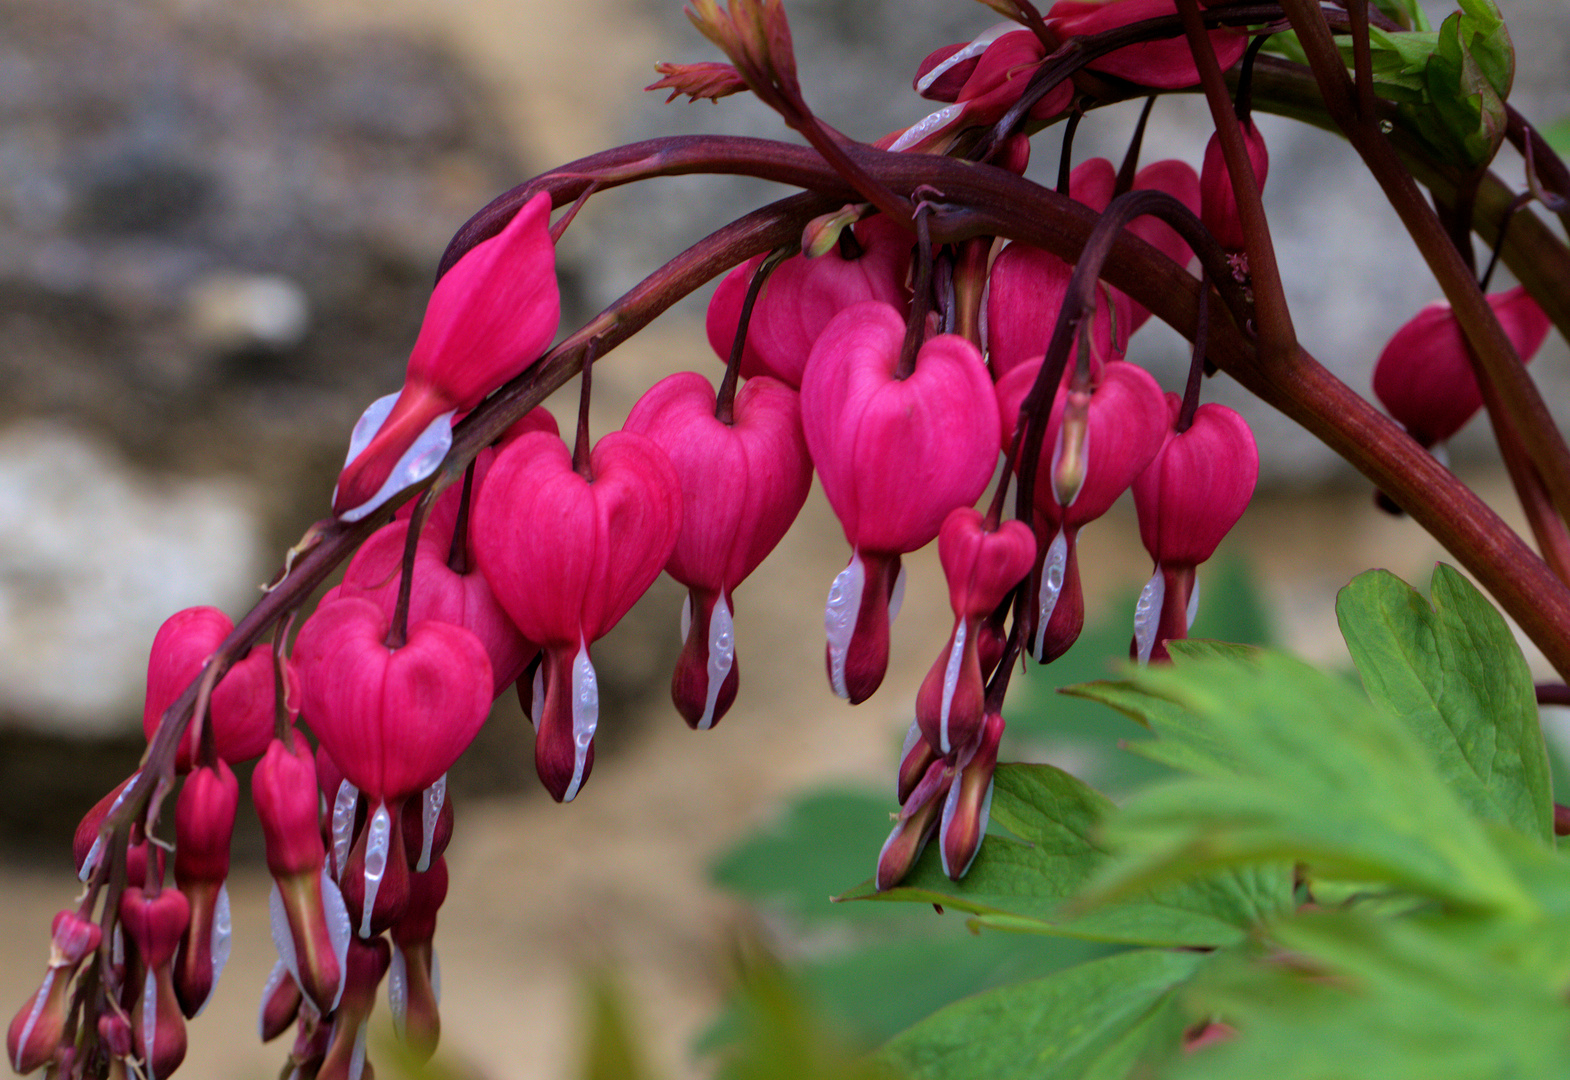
[339,800,410,940]
[98,1012,132,1059]
[253,730,326,879]
[940,712,1004,880]
[876,786,946,893]
[895,721,941,806]
[1050,390,1091,509]
[389,858,449,1061]
[119,889,191,1080]
[317,936,391,1080]
[257,960,303,1043]
[73,774,138,881]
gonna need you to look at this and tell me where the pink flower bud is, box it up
[1372,286,1551,448]
[915,510,1034,752]
[705,215,911,388]
[334,190,560,518]
[317,937,391,1080]
[257,961,302,1043]
[888,29,1071,153]
[896,722,942,806]
[9,970,69,1075]
[144,607,274,770]
[876,758,953,892]
[120,888,191,1080]
[74,774,136,880]
[173,760,238,1017]
[337,520,536,695]
[624,371,813,729]
[389,858,449,1061]
[1046,0,1247,89]
[1124,159,1201,333]
[472,429,683,800]
[1200,119,1269,253]
[940,712,1004,880]
[293,597,493,802]
[8,912,103,1074]
[253,731,345,1014]
[253,731,325,879]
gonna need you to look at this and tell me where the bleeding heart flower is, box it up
[1372,286,1551,448]
[801,301,1000,703]
[472,430,683,801]
[335,519,536,696]
[915,509,1034,753]
[624,371,813,729]
[1124,158,1201,333]
[1200,119,1269,253]
[172,760,239,1018]
[1131,397,1258,662]
[334,191,561,520]
[997,358,1169,660]
[119,887,191,1080]
[984,158,1132,380]
[1046,0,1248,89]
[705,215,911,388]
[890,28,1073,154]
[144,607,275,771]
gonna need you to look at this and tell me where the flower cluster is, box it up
[7,1,1309,1075]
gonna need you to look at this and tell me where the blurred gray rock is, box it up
[0,0,529,737]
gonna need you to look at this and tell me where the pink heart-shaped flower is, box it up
[292,597,493,801]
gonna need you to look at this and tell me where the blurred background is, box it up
[2,0,1569,1076]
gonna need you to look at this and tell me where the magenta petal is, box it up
[937,507,1037,618]
[623,371,812,593]
[802,302,1000,555]
[1048,0,1247,89]
[1200,120,1270,252]
[406,191,560,411]
[1133,401,1259,567]
[985,244,1129,380]
[292,597,493,800]
[1372,286,1551,447]
[144,607,274,769]
[471,430,683,647]
[338,520,535,695]
[705,216,911,388]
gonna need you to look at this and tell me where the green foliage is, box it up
[1267,0,1514,166]
[874,564,1570,1079]
[875,950,1204,1080]
[1337,564,1553,841]
[840,763,1294,948]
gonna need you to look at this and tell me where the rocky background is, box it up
[1,0,1567,1077]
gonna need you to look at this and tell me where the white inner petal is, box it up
[563,643,599,803]
[79,770,140,882]
[142,966,160,1079]
[1032,530,1069,660]
[331,779,359,880]
[388,945,409,1040]
[13,968,54,1072]
[824,554,866,700]
[1187,574,1200,630]
[321,869,352,1012]
[358,802,392,939]
[257,959,290,1042]
[336,395,457,523]
[888,102,965,152]
[938,621,968,754]
[700,594,736,731]
[1134,568,1165,664]
[418,776,447,874]
[199,883,233,1019]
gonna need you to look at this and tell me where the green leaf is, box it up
[840,764,1293,947]
[1083,646,1537,916]
[876,949,1205,1080]
[1168,907,1570,1080]
[1337,565,1552,842]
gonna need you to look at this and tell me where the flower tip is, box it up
[332,389,455,520]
